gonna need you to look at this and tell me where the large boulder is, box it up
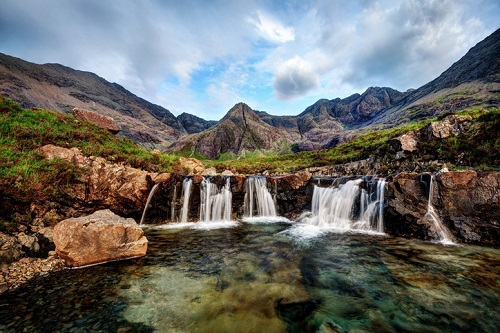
[72,107,122,134]
[174,157,204,175]
[53,209,147,267]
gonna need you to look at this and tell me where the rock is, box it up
[38,144,159,215]
[421,114,472,140]
[0,232,23,264]
[53,210,147,267]
[202,167,217,176]
[174,157,204,175]
[392,130,419,153]
[221,170,234,176]
[152,149,161,155]
[72,107,122,134]
[437,171,500,244]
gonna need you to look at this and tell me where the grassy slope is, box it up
[0,97,179,231]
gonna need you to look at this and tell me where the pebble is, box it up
[0,254,66,294]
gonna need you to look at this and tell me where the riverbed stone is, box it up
[53,209,147,267]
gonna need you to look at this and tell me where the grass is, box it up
[206,107,499,174]
[0,96,180,231]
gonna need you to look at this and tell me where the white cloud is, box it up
[247,10,295,43]
[273,56,320,100]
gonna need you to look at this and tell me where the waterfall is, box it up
[423,175,454,244]
[307,179,363,229]
[199,177,232,222]
[299,177,386,233]
[139,183,160,226]
[357,178,386,232]
[180,178,193,223]
[243,176,277,217]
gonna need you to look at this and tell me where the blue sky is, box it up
[1,0,499,120]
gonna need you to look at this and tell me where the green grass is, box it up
[206,108,499,174]
[0,96,181,231]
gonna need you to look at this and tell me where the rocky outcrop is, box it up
[438,171,500,243]
[72,107,122,134]
[53,209,147,267]
[174,157,204,175]
[38,144,170,216]
[385,171,500,244]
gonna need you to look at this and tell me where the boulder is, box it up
[174,157,204,175]
[53,209,147,267]
[72,107,122,134]
[421,114,472,140]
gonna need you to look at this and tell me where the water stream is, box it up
[139,183,160,226]
[424,174,455,244]
[1,224,498,333]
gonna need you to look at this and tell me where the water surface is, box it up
[1,222,498,332]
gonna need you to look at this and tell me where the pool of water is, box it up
[1,221,499,332]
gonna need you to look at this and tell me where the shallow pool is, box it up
[1,221,498,332]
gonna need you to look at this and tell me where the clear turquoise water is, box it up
[1,222,499,332]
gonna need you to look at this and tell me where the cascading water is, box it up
[243,176,277,217]
[199,177,232,222]
[423,174,454,244]
[180,178,193,223]
[295,177,386,235]
[139,183,160,226]
[357,177,386,232]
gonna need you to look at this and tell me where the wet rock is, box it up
[72,107,122,134]
[437,171,500,244]
[202,167,217,176]
[53,209,147,267]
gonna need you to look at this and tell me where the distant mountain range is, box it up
[1,28,498,157]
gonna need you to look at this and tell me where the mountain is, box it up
[169,103,292,158]
[0,53,186,150]
[177,112,217,134]
[258,28,500,149]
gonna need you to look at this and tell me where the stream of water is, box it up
[1,222,498,333]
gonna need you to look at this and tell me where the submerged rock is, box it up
[53,209,147,267]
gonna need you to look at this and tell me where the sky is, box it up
[1,0,499,121]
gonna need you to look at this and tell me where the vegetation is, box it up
[0,96,179,231]
[206,107,499,174]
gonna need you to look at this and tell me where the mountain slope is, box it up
[177,112,217,134]
[0,53,186,150]
[169,103,292,159]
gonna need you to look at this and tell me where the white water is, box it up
[243,176,278,218]
[357,178,386,232]
[139,183,160,226]
[170,184,177,221]
[424,175,455,245]
[199,177,232,223]
[180,178,193,223]
[295,178,386,237]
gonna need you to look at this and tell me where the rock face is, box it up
[38,144,170,216]
[386,171,500,244]
[177,112,217,134]
[53,209,147,267]
[174,157,204,175]
[72,107,122,134]
[438,171,500,243]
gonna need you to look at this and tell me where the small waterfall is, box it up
[200,177,232,222]
[357,178,386,232]
[139,183,160,226]
[180,178,193,223]
[423,175,454,244]
[307,179,363,229]
[300,177,386,233]
[243,176,277,217]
